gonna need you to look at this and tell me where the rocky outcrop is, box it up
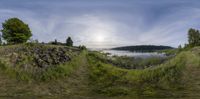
[32,47,71,68]
[2,44,81,69]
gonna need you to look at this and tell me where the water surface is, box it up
[102,50,166,58]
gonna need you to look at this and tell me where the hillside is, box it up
[87,47,200,98]
[0,44,82,81]
[112,45,174,52]
[0,44,199,98]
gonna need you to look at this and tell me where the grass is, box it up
[157,49,178,56]
[87,49,200,97]
[0,49,91,98]
[0,45,90,97]
[0,44,200,98]
[35,51,86,81]
[0,44,84,82]
[0,51,86,82]
[89,51,173,69]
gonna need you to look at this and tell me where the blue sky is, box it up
[0,0,200,48]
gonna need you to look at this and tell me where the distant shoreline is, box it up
[111,45,174,52]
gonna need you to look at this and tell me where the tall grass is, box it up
[87,51,195,97]
[36,52,85,81]
[0,51,86,82]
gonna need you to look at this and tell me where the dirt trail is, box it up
[0,53,92,98]
[64,54,91,97]
[172,52,200,99]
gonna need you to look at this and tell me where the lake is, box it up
[101,49,166,58]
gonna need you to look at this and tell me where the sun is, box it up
[96,34,105,43]
[96,35,104,42]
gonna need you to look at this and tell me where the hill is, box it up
[0,44,83,81]
[0,44,199,98]
[87,47,200,98]
[112,45,174,52]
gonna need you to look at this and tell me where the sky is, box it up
[0,0,200,48]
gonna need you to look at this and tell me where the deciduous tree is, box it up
[1,18,32,44]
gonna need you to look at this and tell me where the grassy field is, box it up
[0,44,199,98]
[87,47,200,98]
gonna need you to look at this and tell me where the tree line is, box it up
[187,28,200,48]
[0,18,73,47]
[112,45,174,52]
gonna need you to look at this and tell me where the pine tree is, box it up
[66,37,73,46]
[55,39,58,45]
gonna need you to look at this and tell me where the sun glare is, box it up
[96,35,105,42]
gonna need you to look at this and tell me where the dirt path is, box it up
[64,53,91,97]
[0,53,93,98]
[171,52,200,99]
